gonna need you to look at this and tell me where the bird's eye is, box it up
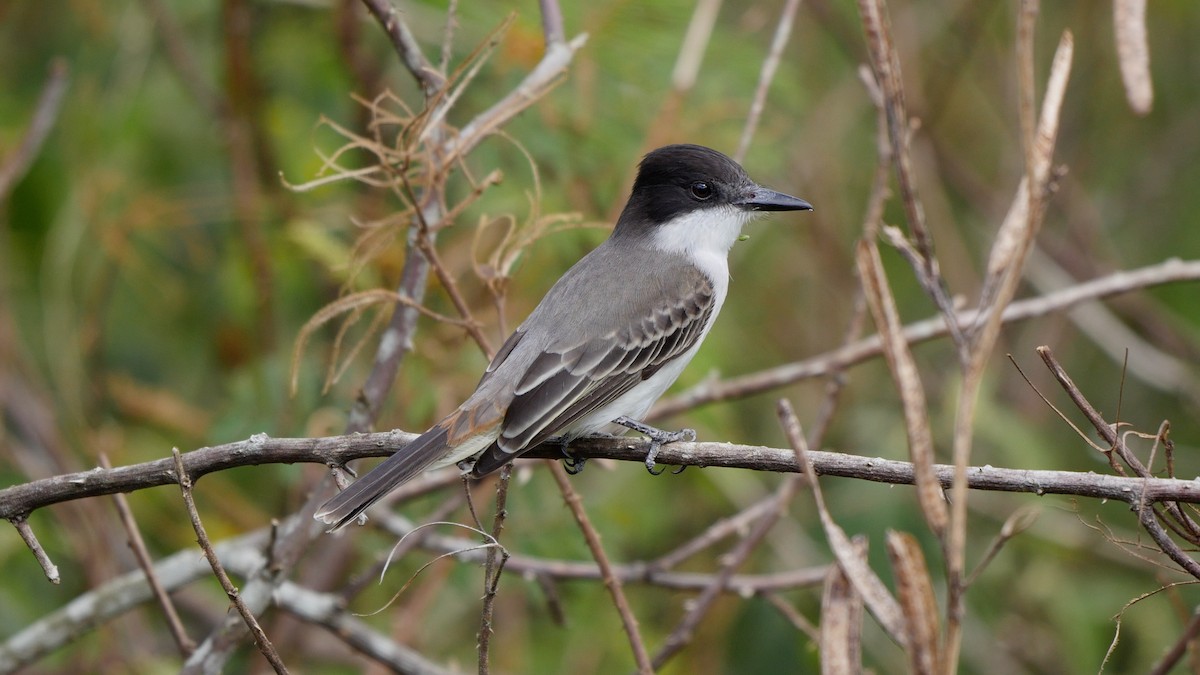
[690,181,713,200]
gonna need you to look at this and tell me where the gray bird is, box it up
[316,144,811,530]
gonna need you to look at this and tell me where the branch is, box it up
[359,0,444,97]
[651,258,1200,420]
[548,462,653,674]
[172,450,288,674]
[275,581,453,675]
[370,509,829,594]
[0,529,265,672]
[857,0,967,359]
[0,524,453,675]
[8,431,1200,526]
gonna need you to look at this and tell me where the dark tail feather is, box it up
[314,424,450,531]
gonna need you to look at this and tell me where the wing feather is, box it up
[473,271,716,471]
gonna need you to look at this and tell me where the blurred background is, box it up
[2,0,1199,672]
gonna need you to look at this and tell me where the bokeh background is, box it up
[2,0,1199,672]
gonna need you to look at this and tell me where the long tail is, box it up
[314,424,451,531]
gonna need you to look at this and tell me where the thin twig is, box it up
[11,518,59,584]
[857,237,946,537]
[547,462,653,674]
[412,222,496,358]
[278,580,455,674]
[733,0,802,163]
[478,464,513,674]
[1035,348,1200,581]
[374,509,829,593]
[439,0,459,74]
[338,493,466,603]
[359,0,444,97]
[648,495,780,571]
[1149,605,1200,675]
[779,399,909,648]
[650,418,806,670]
[101,453,195,656]
[857,0,967,360]
[172,449,289,674]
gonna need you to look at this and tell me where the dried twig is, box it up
[172,449,288,674]
[547,462,653,674]
[11,518,58,584]
[887,531,941,673]
[359,0,444,97]
[101,454,195,656]
[648,495,781,571]
[0,523,453,675]
[857,0,966,359]
[477,464,513,674]
[781,399,909,648]
[649,405,807,670]
[857,238,946,537]
[1036,347,1200,581]
[733,0,802,163]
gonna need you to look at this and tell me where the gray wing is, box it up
[469,269,715,476]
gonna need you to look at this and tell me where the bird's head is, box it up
[613,144,812,253]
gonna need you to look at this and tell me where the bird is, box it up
[315,144,812,531]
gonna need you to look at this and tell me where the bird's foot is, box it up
[551,436,588,475]
[613,416,694,475]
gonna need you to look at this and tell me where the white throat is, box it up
[648,205,753,297]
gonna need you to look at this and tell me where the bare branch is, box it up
[11,518,58,584]
[274,580,454,675]
[857,237,946,536]
[857,0,967,358]
[783,399,909,648]
[649,402,806,670]
[548,462,653,674]
[734,0,801,163]
[102,453,195,656]
[359,0,444,97]
[477,464,512,674]
[172,449,288,674]
[12,429,1200,527]
[538,0,565,46]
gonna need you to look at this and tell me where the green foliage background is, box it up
[2,1,1199,673]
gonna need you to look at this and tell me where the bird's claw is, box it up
[613,416,694,476]
[563,453,588,475]
[557,437,588,475]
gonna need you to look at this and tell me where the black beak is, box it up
[734,186,813,212]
